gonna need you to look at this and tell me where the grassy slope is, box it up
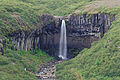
[0,0,95,79]
[1,0,120,80]
[0,1,95,79]
[0,49,54,80]
[56,5,120,80]
[0,0,95,35]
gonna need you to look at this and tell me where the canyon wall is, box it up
[8,13,115,58]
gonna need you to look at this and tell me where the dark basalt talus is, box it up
[7,13,116,58]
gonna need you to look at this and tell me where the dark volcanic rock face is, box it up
[66,14,115,57]
[68,14,115,37]
[8,13,115,58]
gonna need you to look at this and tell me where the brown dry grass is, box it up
[75,0,120,13]
[75,72,82,80]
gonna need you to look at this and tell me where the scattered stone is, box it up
[24,68,26,71]
[36,60,63,80]
[118,46,120,48]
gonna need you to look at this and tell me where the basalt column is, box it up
[8,14,115,58]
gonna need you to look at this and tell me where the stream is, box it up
[36,60,63,80]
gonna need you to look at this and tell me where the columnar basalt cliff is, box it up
[8,13,115,58]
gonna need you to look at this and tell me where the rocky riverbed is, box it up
[36,60,63,80]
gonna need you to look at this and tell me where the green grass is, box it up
[0,0,96,79]
[0,0,95,35]
[0,49,54,80]
[1,0,120,80]
[56,7,120,80]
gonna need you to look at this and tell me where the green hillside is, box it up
[0,0,95,16]
[0,0,120,80]
[0,49,53,80]
[0,0,96,79]
[0,0,95,34]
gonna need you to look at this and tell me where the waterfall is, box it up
[59,20,67,60]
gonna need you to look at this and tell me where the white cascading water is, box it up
[59,20,67,60]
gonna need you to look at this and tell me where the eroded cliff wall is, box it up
[8,13,115,58]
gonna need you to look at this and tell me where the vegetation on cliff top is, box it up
[0,0,95,34]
